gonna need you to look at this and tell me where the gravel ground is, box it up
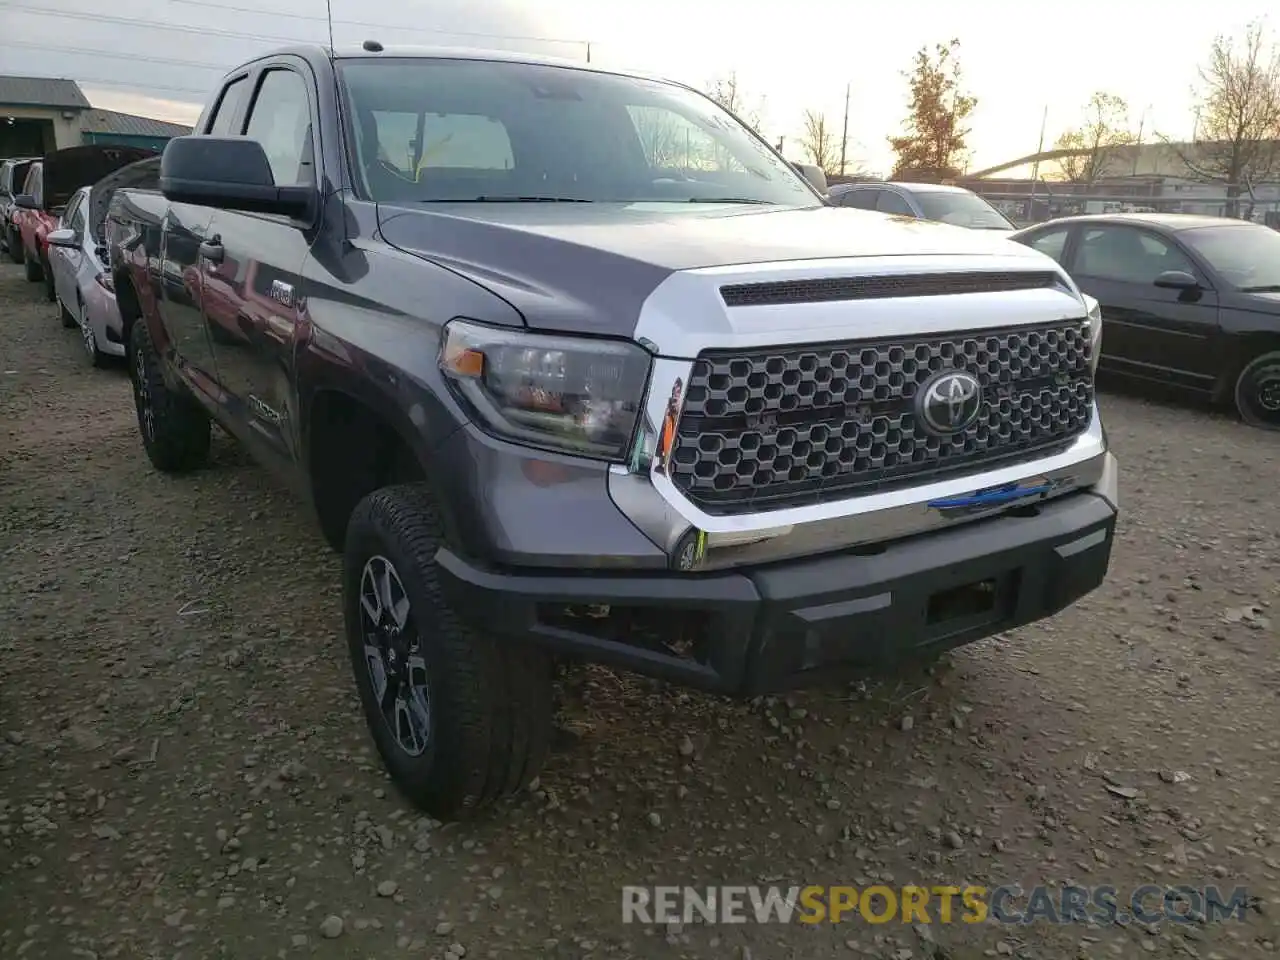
[2,257,1279,960]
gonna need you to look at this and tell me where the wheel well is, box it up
[1219,333,1280,402]
[308,390,426,550]
[114,270,143,350]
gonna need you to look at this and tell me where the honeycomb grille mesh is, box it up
[669,321,1094,514]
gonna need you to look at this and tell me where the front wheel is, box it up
[129,320,212,471]
[343,484,553,821]
[1234,350,1280,431]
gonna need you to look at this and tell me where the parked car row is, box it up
[0,146,159,365]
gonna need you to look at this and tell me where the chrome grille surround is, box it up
[668,320,1094,515]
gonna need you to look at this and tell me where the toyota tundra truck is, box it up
[106,43,1118,820]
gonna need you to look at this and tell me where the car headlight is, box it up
[1082,293,1102,374]
[439,319,652,460]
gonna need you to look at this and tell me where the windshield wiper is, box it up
[455,195,594,203]
[683,197,774,204]
[1239,284,1280,293]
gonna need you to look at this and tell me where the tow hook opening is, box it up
[927,577,999,625]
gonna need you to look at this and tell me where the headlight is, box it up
[439,319,652,460]
[1082,293,1102,374]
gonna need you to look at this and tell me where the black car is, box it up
[828,181,1016,231]
[1011,213,1280,430]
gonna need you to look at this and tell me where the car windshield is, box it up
[337,57,820,206]
[1179,223,1280,291]
[913,189,1013,229]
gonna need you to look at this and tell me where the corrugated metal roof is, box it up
[80,108,192,138]
[0,75,92,110]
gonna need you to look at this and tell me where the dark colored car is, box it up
[1011,213,1280,430]
[1,157,37,262]
[107,43,1117,820]
[829,181,1016,231]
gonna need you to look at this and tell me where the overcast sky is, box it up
[0,0,1268,174]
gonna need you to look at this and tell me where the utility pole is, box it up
[1027,105,1048,223]
[840,83,850,176]
[1132,105,1149,176]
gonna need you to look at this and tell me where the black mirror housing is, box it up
[1154,269,1200,290]
[159,136,314,219]
[13,194,38,210]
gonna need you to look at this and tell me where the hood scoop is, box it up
[720,270,1061,307]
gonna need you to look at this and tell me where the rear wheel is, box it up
[129,320,211,471]
[6,229,21,264]
[78,298,109,369]
[343,484,553,821]
[1234,350,1280,431]
[22,248,41,282]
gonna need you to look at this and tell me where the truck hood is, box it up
[376,201,1050,335]
[41,145,157,212]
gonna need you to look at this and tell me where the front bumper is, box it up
[435,457,1118,696]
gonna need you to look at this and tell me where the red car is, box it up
[13,144,155,301]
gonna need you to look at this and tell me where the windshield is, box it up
[1180,223,1280,291]
[337,58,820,206]
[913,189,1013,229]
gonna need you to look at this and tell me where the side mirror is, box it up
[1153,269,1200,290]
[160,136,314,219]
[46,227,78,248]
[790,161,828,195]
[14,194,38,210]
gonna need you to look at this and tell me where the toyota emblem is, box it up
[917,370,983,436]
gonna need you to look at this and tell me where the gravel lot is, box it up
[2,257,1279,960]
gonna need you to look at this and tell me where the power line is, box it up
[65,77,211,98]
[5,2,590,55]
[6,5,312,47]
[0,39,235,73]
[165,0,592,49]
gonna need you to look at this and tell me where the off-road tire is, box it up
[23,248,41,282]
[129,320,211,472]
[1234,349,1280,432]
[343,483,553,821]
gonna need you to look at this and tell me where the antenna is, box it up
[324,0,335,54]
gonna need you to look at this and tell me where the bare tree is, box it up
[1167,20,1280,217]
[706,71,766,135]
[799,110,843,174]
[1052,92,1135,184]
[631,108,687,168]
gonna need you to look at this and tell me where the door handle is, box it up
[199,238,224,262]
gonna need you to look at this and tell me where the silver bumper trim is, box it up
[609,357,1110,571]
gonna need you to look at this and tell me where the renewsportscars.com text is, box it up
[621,884,1250,926]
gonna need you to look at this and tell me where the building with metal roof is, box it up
[1,75,189,157]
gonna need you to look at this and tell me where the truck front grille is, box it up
[668,320,1094,515]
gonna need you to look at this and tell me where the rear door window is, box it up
[207,76,251,136]
[876,190,916,216]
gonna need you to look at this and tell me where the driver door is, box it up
[1066,224,1220,391]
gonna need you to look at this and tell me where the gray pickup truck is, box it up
[107,42,1118,820]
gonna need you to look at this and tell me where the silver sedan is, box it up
[46,186,125,367]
